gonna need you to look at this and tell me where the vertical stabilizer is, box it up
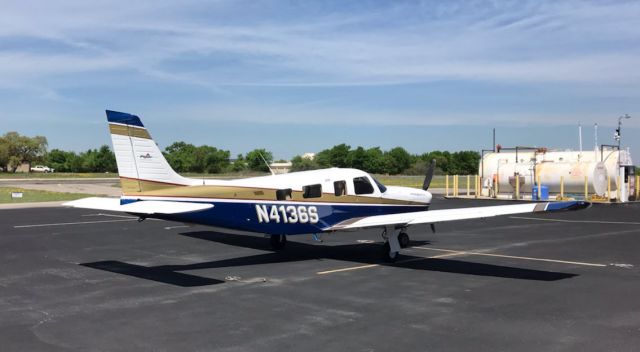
[106,110,192,193]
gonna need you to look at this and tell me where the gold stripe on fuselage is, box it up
[109,123,152,139]
[120,178,424,205]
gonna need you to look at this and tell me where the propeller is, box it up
[430,223,436,233]
[422,159,437,191]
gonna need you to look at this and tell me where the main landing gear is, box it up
[381,227,410,262]
[270,234,287,250]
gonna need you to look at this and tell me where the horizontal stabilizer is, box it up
[63,197,213,215]
[328,201,589,231]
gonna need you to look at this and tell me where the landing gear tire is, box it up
[398,232,410,248]
[270,234,287,250]
[382,242,398,263]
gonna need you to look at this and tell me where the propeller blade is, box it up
[422,159,437,191]
[430,223,436,233]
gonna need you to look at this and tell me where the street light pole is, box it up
[616,114,631,151]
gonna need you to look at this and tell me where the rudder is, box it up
[106,110,191,193]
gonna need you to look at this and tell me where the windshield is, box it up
[372,177,387,193]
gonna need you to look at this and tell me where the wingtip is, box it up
[546,200,591,212]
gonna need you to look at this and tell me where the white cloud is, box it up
[1,0,639,88]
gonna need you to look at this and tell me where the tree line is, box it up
[290,144,479,175]
[0,131,480,175]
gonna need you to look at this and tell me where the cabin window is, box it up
[353,177,374,195]
[303,184,322,198]
[276,188,292,201]
[334,180,346,196]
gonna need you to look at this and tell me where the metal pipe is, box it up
[617,175,621,201]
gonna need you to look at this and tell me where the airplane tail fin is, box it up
[106,110,192,193]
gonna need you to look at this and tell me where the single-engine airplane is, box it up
[65,110,589,261]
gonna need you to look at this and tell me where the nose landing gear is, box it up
[381,227,410,262]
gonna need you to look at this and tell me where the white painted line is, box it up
[164,225,190,230]
[14,219,138,228]
[82,213,138,219]
[411,246,607,267]
[317,264,380,275]
[510,216,640,225]
[317,251,468,275]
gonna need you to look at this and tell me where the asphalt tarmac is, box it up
[2,198,640,351]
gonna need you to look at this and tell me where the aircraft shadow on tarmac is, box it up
[81,231,578,287]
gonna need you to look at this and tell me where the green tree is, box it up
[315,143,351,168]
[231,154,247,172]
[290,155,321,171]
[362,147,389,174]
[347,146,368,170]
[385,146,412,174]
[164,141,197,172]
[245,149,273,172]
[193,145,230,173]
[420,151,451,174]
[94,145,117,172]
[46,149,75,172]
[0,132,48,172]
[449,151,480,175]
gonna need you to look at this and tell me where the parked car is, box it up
[30,165,54,173]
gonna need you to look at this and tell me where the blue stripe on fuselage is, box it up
[123,198,428,235]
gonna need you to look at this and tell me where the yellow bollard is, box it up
[454,175,458,197]
[617,175,621,202]
[445,175,449,197]
[467,175,470,196]
[607,175,611,202]
[453,175,456,197]
[584,176,588,200]
[560,175,564,200]
[515,174,520,200]
[475,175,479,198]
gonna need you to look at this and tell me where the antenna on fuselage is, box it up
[259,152,275,176]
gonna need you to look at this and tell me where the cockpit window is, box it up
[353,177,374,195]
[373,177,387,193]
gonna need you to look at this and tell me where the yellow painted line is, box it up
[411,247,606,267]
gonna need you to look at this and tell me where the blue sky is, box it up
[1,0,639,160]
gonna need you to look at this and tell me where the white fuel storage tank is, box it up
[479,148,634,198]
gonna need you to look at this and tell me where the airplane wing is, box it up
[327,201,589,231]
[63,197,213,215]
